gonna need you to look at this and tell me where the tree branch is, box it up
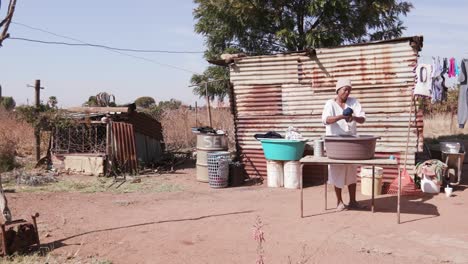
[0,0,18,46]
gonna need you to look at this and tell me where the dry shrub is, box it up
[0,109,34,171]
[424,113,468,139]
[160,106,235,151]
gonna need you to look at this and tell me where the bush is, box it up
[0,109,35,172]
[160,106,235,151]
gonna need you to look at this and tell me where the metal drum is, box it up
[196,134,228,182]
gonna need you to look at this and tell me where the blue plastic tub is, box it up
[259,139,307,161]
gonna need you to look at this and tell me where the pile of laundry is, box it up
[254,126,304,140]
[192,126,225,135]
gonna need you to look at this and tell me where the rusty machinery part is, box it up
[0,213,40,257]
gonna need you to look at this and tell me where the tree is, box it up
[83,96,99,107]
[158,99,182,110]
[0,96,16,111]
[135,96,156,109]
[144,99,182,120]
[83,92,116,107]
[192,0,413,98]
[194,0,413,56]
[190,66,229,102]
[47,96,58,109]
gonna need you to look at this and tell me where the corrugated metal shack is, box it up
[217,36,424,183]
[52,104,164,175]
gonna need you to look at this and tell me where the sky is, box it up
[0,0,467,107]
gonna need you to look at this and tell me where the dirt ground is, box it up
[7,164,468,264]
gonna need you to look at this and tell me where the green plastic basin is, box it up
[259,139,307,161]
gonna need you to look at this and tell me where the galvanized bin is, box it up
[196,134,228,182]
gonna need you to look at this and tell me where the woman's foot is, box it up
[348,201,368,210]
[336,202,348,212]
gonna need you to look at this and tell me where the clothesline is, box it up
[415,56,468,129]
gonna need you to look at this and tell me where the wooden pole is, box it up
[399,96,414,224]
[205,82,213,128]
[195,101,198,127]
[34,80,41,161]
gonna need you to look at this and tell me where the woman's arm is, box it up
[352,116,365,124]
[326,115,346,124]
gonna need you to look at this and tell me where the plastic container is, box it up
[266,160,283,187]
[359,166,383,196]
[284,161,302,189]
[207,151,230,188]
[440,142,461,154]
[445,186,453,197]
[325,135,380,160]
[259,139,307,161]
[421,174,440,193]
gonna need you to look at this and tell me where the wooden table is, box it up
[299,156,402,223]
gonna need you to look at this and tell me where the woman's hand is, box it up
[345,115,353,123]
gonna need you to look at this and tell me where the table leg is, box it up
[324,170,327,211]
[457,156,462,185]
[301,172,303,218]
[397,167,401,224]
[371,166,375,213]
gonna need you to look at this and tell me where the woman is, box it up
[321,78,366,211]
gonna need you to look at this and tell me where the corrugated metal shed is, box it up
[226,36,424,182]
[56,105,164,174]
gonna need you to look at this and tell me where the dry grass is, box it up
[160,106,235,151]
[0,109,34,172]
[424,113,468,139]
[3,176,182,194]
[2,253,112,264]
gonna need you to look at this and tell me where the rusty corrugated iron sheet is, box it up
[228,37,424,180]
[128,112,164,142]
[112,122,138,174]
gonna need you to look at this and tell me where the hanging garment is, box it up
[448,57,456,78]
[414,64,433,97]
[456,58,461,77]
[458,59,468,128]
[431,77,444,103]
[432,57,442,78]
[442,57,448,74]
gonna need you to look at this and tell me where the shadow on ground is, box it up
[43,210,255,250]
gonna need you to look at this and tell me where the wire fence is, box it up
[52,124,107,154]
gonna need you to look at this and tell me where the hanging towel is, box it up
[414,64,433,98]
[457,59,468,128]
[448,57,456,78]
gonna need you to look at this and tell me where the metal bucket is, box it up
[313,139,324,157]
[196,134,228,182]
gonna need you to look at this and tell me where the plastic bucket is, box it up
[284,161,302,189]
[259,139,306,161]
[266,160,283,187]
[359,166,383,196]
[421,174,440,193]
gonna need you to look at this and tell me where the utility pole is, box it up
[205,82,213,128]
[28,80,44,161]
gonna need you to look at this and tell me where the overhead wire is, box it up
[10,21,202,74]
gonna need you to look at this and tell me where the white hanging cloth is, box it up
[414,64,433,98]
